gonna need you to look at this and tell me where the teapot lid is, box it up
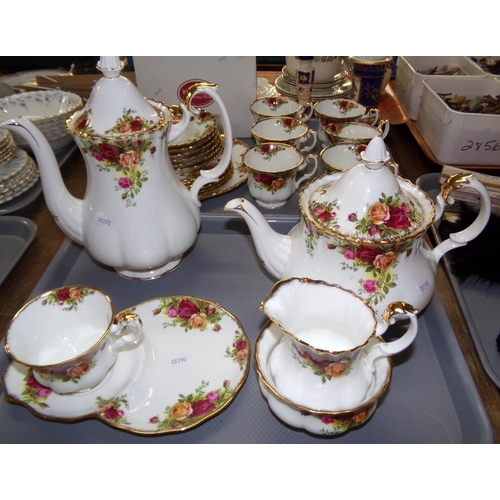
[308,137,424,240]
[71,56,163,136]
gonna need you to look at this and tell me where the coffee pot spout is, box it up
[0,117,84,244]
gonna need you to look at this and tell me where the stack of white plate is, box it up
[0,130,40,206]
[275,66,353,101]
[168,106,233,196]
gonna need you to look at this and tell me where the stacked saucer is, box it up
[275,66,353,101]
[0,130,40,206]
[168,106,232,193]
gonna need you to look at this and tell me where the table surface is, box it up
[1,71,500,443]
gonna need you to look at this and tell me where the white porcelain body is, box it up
[251,117,317,152]
[255,321,391,435]
[261,278,418,411]
[4,285,143,394]
[250,96,313,122]
[225,171,491,320]
[285,56,343,83]
[243,143,318,209]
[0,85,233,279]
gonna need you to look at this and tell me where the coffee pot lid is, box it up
[73,56,163,136]
[308,136,424,240]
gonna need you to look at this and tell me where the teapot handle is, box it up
[183,82,233,205]
[422,173,491,265]
[365,302,419,372]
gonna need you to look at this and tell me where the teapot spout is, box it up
[1,117,84,244]
[224,198,291,279]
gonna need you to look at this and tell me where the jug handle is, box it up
[365,302,419,372]
[183,82,233,205]
[421,173,491,265]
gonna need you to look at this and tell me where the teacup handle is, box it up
[362,107,380,126]
[365,302,419,372]
[377,119,390,139]
[295,154,318,188]
[109,312,143,353]
[297,103,313,122]
[297,129,317,152]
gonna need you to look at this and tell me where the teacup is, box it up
[324,120,390,146]
[250,96,313,122]
[260,277,419,411]
[4,285,143,394]
[314,98,379,126]
[348,56,393,107]
[243,143,318,209]
[251,117,317,153]
[320,143,399,174]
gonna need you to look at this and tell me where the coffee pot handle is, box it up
[365,302,419,372]
[422,173,491,265]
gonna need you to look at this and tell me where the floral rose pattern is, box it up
[278,117,301,133]
[263,97,285,111]
[256,143,285,160]
[41,286,95,312]
[96,395,129,425]
[35,356,98,386]
[104,108,156,136]
[252,171,289,193]
[348,192,422,240]
[153,297,225,332]
[80,108,157,207]
[293,346,352,383]
[148,380,233,431]
[224,330,249,371]
[334,99,359,115]
[21,369,52,409]
[301,404,375,435]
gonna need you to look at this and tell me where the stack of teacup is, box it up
[246,96,318,209]
[0,129,40,206]
[313,97,394,174]
[167,105,233,195]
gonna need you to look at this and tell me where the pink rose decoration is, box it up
[118,177,132,189]
[362,279,379,294]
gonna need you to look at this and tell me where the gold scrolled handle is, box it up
[183,82,219,114]
[381,301,419,324]
[440,172,474,204]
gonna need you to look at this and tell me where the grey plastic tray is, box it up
[0,216,36,287]
[0,215,492,443]
[417,172,500,389]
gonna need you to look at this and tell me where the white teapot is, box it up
[0,56,233,280]
[225,137,491,319]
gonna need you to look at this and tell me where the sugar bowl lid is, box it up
[308,136,424,240]
[70,56,164,136]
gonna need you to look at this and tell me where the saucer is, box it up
[198,138,249,200]
[275,76,353,101]
[255,321,392,436]
[2,296,250,435]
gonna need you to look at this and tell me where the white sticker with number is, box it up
[169,353,191,367]
[95,212,114,228]
[416,276,432,295]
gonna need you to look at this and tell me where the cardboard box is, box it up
[133,56,256,138]
[416,76,500,166]
[395,56,486,120]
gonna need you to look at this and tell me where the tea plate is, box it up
[255,321,392,436]
[2,296,250,435]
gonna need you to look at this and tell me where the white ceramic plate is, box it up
[2,295,250,435]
